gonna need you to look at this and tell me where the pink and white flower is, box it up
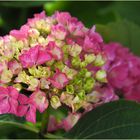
[51,24,67,40]
[0,86,19,115]
[19,45,52,68]
[49,69,69,89]
[46,41,63,60]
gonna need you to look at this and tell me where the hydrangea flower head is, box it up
[0,11,139,131]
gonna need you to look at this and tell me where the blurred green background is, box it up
[0,1,140,35]
[0,1,140,139]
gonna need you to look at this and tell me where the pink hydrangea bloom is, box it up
[46,41,63,60]
[51,24,67,40]
[103,42,140,102]
[0,86,19,115]
[83,26,103,53]
[49,69,69,89]
[10,25,30,40]
[19,45,52,68]
[55,11,71,25]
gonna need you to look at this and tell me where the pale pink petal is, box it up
[46,42,63,60]
[51,24,67,40]
[30,90,48,113]
[62,113,81,132]
[49,69,69,89]
[8,60,22,75]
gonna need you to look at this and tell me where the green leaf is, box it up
[0,114,39,138]
[65,100,140,139]
[99,2,140,26]
[96,20,140,56]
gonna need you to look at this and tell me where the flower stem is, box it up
[40,105,50,137]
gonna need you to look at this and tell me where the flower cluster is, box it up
[0,11,112,124]
[103,43,140,102]
[0,11,139,132]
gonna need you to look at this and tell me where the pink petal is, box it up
[46,42,63,60]
[26,105,36,123]
[34,11,46,19]
[8,86,19,99]
[36,50,52,65]
[0,86,8,96]
[10,25,29,40]
[19,46,39,68]
[49,70,69,89]
[62,113,81,132]
[51,24,67,40]
[17,105,28,117]
[9,98,18,115]
[0,98,10,114]
[8,60,22,75]
[18,94,29,104]
[30,90,48,113]
[55,11,71,25]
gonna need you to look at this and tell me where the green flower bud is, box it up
[80,61,88,68]
[84,54,96,64]
[15,71,30,83]
[66,84,74,94]
[85,71,92,78]
[95,70,107,83]
[54,61,65,70]
[72,56,81,68]
[78,68,88,76]
[62,45,69,54]
[73,78,83,90]
[77,90,85,100]
[93,54,105,67]
[50,95,61,109]
[29,66,51,78]
[84,78,95,92]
